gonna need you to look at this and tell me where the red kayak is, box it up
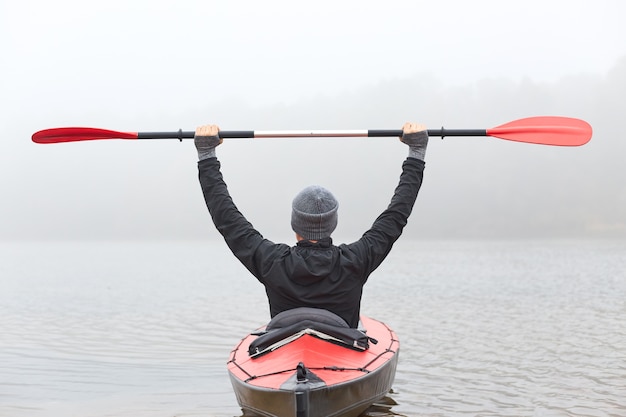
[227,308,400,417]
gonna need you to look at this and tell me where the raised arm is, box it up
[195,125,276,275]
[346,123,429,278]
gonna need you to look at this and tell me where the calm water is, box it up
[1,239,625,417]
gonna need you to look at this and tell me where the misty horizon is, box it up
[2,1,625,242]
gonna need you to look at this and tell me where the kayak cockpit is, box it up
[248,307,376,358]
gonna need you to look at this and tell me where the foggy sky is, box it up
[1,1,625,241]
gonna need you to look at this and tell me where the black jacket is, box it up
[198,157,425,328]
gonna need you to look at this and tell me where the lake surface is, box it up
[1,239,625,417]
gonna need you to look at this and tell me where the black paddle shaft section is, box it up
[368,129,487,138]
[137,130,255,140]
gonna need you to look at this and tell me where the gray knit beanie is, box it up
[291,185,339,240]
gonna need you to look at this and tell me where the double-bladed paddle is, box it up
[32,116,592,146]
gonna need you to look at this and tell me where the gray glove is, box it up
[400,122,428,161]
[194,125,222,161]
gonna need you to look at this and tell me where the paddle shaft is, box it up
[138,129,486,140]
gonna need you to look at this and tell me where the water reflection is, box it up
[238,394,406,417]
[361,395,407,417]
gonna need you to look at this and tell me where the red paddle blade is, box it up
[487,116,592,146]
[32,127,138,144]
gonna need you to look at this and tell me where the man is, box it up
[196,123,428,328]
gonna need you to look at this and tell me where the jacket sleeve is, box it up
[347,157,425,279]
[197,157,283,277]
